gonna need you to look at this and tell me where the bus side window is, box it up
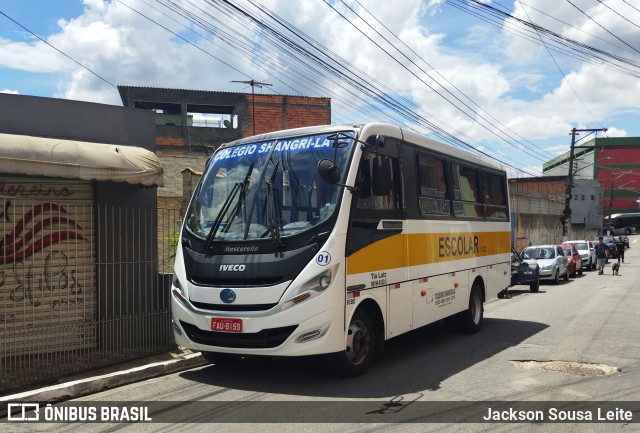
[482,171,507,220]
[348,152,404,255]
[452,163,482,217]
[417,153,450,216]
[356,154,402,211]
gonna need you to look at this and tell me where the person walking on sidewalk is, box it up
[616,236,625,263]
[594,236,609,275]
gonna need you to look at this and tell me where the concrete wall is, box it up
[0,93,155,150]
[158,155,209,199]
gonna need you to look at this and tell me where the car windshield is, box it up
[572,242,587,250]
[523,247,555,260]
[185,131,354,243]
[561,247,572,256]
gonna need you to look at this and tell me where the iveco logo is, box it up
[219,264,246,272]
[220,289,236,304]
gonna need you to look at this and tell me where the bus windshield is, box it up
[185,131,355,244]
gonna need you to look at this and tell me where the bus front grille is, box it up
[190,301,277,312]
[180,321,298,349]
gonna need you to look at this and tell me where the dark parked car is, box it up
[621,236,630,248]
[509,246,540,292]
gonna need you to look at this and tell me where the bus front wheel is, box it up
[326,310,375,377]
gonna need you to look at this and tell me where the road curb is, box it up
[1,353,208,406]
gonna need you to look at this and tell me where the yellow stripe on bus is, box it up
[346,231,511,275]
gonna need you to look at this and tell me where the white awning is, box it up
[0,133,163,187]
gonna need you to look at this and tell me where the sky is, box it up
[1,0,639,177]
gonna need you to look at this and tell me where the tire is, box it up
[529,274,540,292]
[326,310,375,377]
[563,268,570,281]
[200,351,241,365]
[457,286,484,334]
[590,259,595,271]
[553,270,560,285]
[625,228,632,235]
[578,265,583,276]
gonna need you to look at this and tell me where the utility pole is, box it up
[562,127,608,241]
[231,79,272,136]
[608,172,614,226]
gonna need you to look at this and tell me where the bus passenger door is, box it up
[345,140,410,336]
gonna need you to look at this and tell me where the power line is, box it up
[595,0,640,31]
[341,0,552,160]
[515,0,608,132]
[0,10,116,89]
[564,0,640,55]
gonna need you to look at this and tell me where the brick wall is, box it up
[246,95,330,137]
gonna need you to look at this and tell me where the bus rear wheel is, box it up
[326,310,375,377]
[458,286,484,333]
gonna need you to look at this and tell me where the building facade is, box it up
[543,137,640,219]
[118,86,333,218]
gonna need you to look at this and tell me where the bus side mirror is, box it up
[372,155,391,196]
[318,158,341,184]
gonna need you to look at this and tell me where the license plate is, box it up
[211,317,242,333]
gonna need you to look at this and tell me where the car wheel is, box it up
[625,228,632,235]
[529,274,540,293]
[326,309,375,377]
[590,259,595,271]
[563,268,570,281]
[578,264,583,276]
[553,270,560,285]
[457,285,484,334]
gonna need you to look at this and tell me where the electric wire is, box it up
[564,0,640,55]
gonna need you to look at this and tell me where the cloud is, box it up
[1,89,20,94]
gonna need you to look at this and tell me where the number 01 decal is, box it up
[316,251,331,266]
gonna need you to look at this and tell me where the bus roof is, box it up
[217,123,504,173]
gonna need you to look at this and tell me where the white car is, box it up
[565,240,596,271]
[521,245,569,284]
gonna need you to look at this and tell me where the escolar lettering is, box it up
[438,235,480,258]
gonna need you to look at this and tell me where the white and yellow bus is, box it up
[171,123,511,376]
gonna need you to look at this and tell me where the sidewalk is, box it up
[0,347,208,405]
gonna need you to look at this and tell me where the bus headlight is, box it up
[172,273,188,305]
[284,268,333,308]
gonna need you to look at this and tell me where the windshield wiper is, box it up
[204,162,254,250]
[260,162,283,247]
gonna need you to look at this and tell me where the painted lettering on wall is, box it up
[3,251,82,307]
[0,180,72,197]
[0,202,84,264]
